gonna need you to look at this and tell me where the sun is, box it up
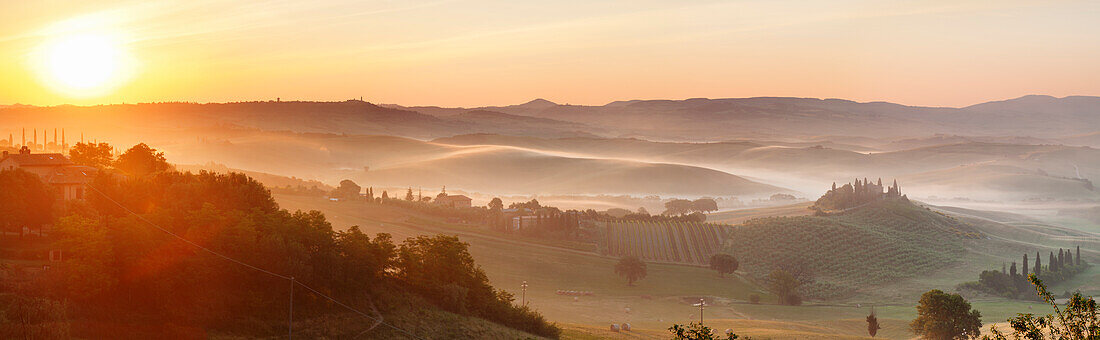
[35,32,134,96]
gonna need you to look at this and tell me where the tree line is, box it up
[0,145,560,338]
[959,247,1089,300]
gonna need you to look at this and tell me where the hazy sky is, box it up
[1,0,1097,107]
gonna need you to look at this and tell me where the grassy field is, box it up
[274,194,1097,339]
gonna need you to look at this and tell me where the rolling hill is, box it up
[434,134,1100,202]
[725,198,983,299]
[358,147,787,196]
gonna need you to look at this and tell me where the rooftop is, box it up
[1,152,73,167]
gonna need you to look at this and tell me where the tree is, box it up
[868,309,882,337]
[709,254,739,278]
[0,169,54,237]
[114,143,170,177]
[615,256,647,286]
[668,322,741,340]
[766,269,802,306]
[664,199,694,215]
[1077,246,1081,266]
[1050,252,1056,272]
[984,274,1097,340]
[488,197,503,211]
[381,190,389,199]
[1009,262,1018,277]
[330,179,361,201]
[636,206,649,215]
[692,198,719,213]
[334,226,395,291]
[910,289,982,339]
[405,188,414,201]
[69,142,113,168]
[1035,252,1042,276]
[1023,253,1029,277]
[606,208,631,218]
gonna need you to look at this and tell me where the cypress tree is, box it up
[1035,252,1042,276]
[1058,249,1065,269]
[1002,262,1007,274]
[1022,253,1029,277]
[1049,252,1056,272]
[1077,246,1081,266]
[1066,251,1073,268]
[1009,262,1017,277]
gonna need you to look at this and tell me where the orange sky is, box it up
[1,0,1098,108]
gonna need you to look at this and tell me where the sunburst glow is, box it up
[35,32,133,96]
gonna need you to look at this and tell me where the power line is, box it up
[86,185,291,280]
[86,185,425,340]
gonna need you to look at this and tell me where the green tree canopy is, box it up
[0,169,54,236]
[330,179,361,200]
[692,198,719,213]
[668,322,741,340]
[766,269,802,306]
[615,255,647,286]
[910,289,982,339]
[664,199,694,215]
[69,142,114,168]
[709,253,739,278]
[114,143,170,177]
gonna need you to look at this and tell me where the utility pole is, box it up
[693,299,706,324]
[521,281,529,307]
[289,277,295,339]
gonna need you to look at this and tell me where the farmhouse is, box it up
[434,194,472,208]
[1,147,96,200]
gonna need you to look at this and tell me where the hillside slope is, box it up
[725,199,982,298]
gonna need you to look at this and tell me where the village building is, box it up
[1,146,96,200]
[434,194,472,208]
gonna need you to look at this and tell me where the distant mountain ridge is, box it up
[392,95,1100,141]
[4,95,1098,141]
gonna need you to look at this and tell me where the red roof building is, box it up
[1,147,96,200]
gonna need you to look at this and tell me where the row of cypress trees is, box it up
[1013,246,1084,278]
